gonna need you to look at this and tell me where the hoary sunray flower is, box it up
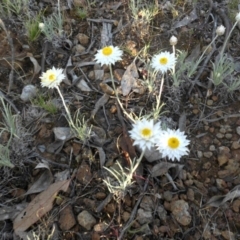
[151,51,176,73]
[156,129,190,161]
[95,46,123,66]
[40,67,65,89]
[129,118,162,151]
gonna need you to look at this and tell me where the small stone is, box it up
[216,133,224,139]
[216,179,227,190]
[225,133,232,139]
[187,188,194,201]
[94,222,108,232]
[59,205,76,231]
[137,209,152,224]
[231,141,240,150]
[140,196,154,211]
[88,70,95,80]
[74,44,85,54]
[217,155,229,166]
[20,85,37,102]
[236,126,240,135]
[170,200,191,226]
[209,145,215,151]
[197,151,203,158]
[77,33,89,46]
[207,99,213,106]
[203,162,211,170]
[122,211,130,222]
[163,191,173,201]
[76,161,92,184]
[232,199,240,213]
[192,109,199,114]
[203,151,213,158]
[157,206,167,221]
[219,128,226,134]
[77,210,96,230]
[95,192,106,200]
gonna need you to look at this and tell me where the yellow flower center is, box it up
[102,46,113,56]
[141,128,152,138]
[168,137,180,149]
[159,57,168,65]
[48,73,56,81]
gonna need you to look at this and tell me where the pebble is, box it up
[219,128,226,134]
[74,44,85,54]
[170,200,192,226]
[122,211,130,222]
[77,33,89,46]
[140,196,154,211]
[209,145,215,151]
[203,151,213,158]
[207,99,213,106]
[216,133,224,139]
[225,133,232,139]
[187,188,194,201]
[232,199,240,213]
[231,141,240,150]
[77,210,96,230]
[163,191,173,201]
[137,208,152,224]
[94,222,108,232]
[197,151,203,158]
[237,126,240,135]
[217,155,229,166]
[216,179,227,190]
[20,85,37,102]
[59,205,76,231]
[157,206,167,221]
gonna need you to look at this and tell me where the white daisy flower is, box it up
[95,46,123,66]
[151,51,176,73]
[129,118,162,151]
[156,129,190,161]
[40,67,65,89]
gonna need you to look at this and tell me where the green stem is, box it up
[56,86,74,126]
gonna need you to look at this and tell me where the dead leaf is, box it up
[27,53,41,79]
[172,8,198,29]
[91,94,109,118]
[205,185,240,208]
[25,170,53,196]
[96,147,106,168]
[13,179,71,234]
[151,162,184,178]
[121,61,139,96]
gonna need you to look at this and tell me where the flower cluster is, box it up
[129,118,190,161]
[94,45,176,73]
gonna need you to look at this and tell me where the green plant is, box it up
[41,0,64,41]
[71,110,92,142]
[32,94,58,114]
[75,7,88,20]
[1,0,29,16]
[129,0,158,23]
[211,55,234,86]
[0,98,19,142]
[0,144,14,168]
[24,12,43,42]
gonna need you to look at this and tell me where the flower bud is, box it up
[38,23,45,30]
[236,12,240,22]
[216,25,225,36]
[169,36,178,46]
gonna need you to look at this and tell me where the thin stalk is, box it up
[109,65,135,123]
